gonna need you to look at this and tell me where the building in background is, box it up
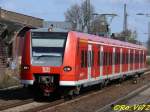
[0,8,43,68]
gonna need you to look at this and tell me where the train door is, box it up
[78,42,87,81]
[90,44,98,79]
[88,44,92,81]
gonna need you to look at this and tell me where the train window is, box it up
[85,51,87,67]
[122,53,126,64]
[119,52,120,64]
[100,51,103,66]
[116,52,117,64]
[131,52,133,64]
[135,53,137,63]
[116,52,118,65]
[140,54,141,63]
[116,52,120,65]
[98,51,100,66]
[105,52,106,66]
[141,53,143,63]
[115,52,117,65]
[109,52,112,65]
[130,52,132,64]
[108,52,110,65]
[81,50,88,68]
[136,53,138,63]
[31,32,67,66]
[109,52,110,65]
[103,52,106,66]
[92,51,94,67]
[126,53,128,64]
[104,52,107,66]
[144,53,146,63]
[88,51,92,67]
[136,53,139,63]
[81,50,85,68]
[122,53,124,64]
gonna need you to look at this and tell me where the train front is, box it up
[20,28,68,96]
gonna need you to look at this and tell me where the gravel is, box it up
[42,72,150,112]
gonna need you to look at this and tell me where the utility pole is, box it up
[84,0,90,33]
[123,4,128,32]
[123,4,128,41]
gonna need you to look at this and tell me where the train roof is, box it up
[30,28,146,50]
[73,31,147,50]
[31,27,69,33]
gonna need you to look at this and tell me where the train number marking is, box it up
[42,67,50,73]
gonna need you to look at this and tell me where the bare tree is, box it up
[65,0,95,33]
[65,4,81,31]
[80,0,95,32]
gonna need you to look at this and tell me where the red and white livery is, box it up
[20,28,147,95]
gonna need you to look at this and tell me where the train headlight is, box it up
[63,66,72,72]
[22,65,30,70]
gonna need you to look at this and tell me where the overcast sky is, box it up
[0,0,150,42]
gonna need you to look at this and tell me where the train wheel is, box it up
[63,88,73,100]
[118,78,123,84]
[73,86,81,95]
[65,90,73,100]
[132,75,138,84]
[98,83,103,90]
[104,79,109,87]
[138,73,142,78]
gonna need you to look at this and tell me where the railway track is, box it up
[0,81,112,112]
[22,88,105,112]
[95,83,150,112]
[95,71,150,112]
[0,99,34,111]
[1,70,150,112]
[23,71,150,112]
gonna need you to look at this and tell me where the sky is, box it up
[0,0,150,43]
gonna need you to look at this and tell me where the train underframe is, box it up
[27,71,145,98]
[29,74,80,97]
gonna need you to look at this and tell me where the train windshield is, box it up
[31,32,67,66]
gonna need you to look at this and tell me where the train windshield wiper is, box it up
[36,54,61,60]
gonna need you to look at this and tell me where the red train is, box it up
[20,28,147,96]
